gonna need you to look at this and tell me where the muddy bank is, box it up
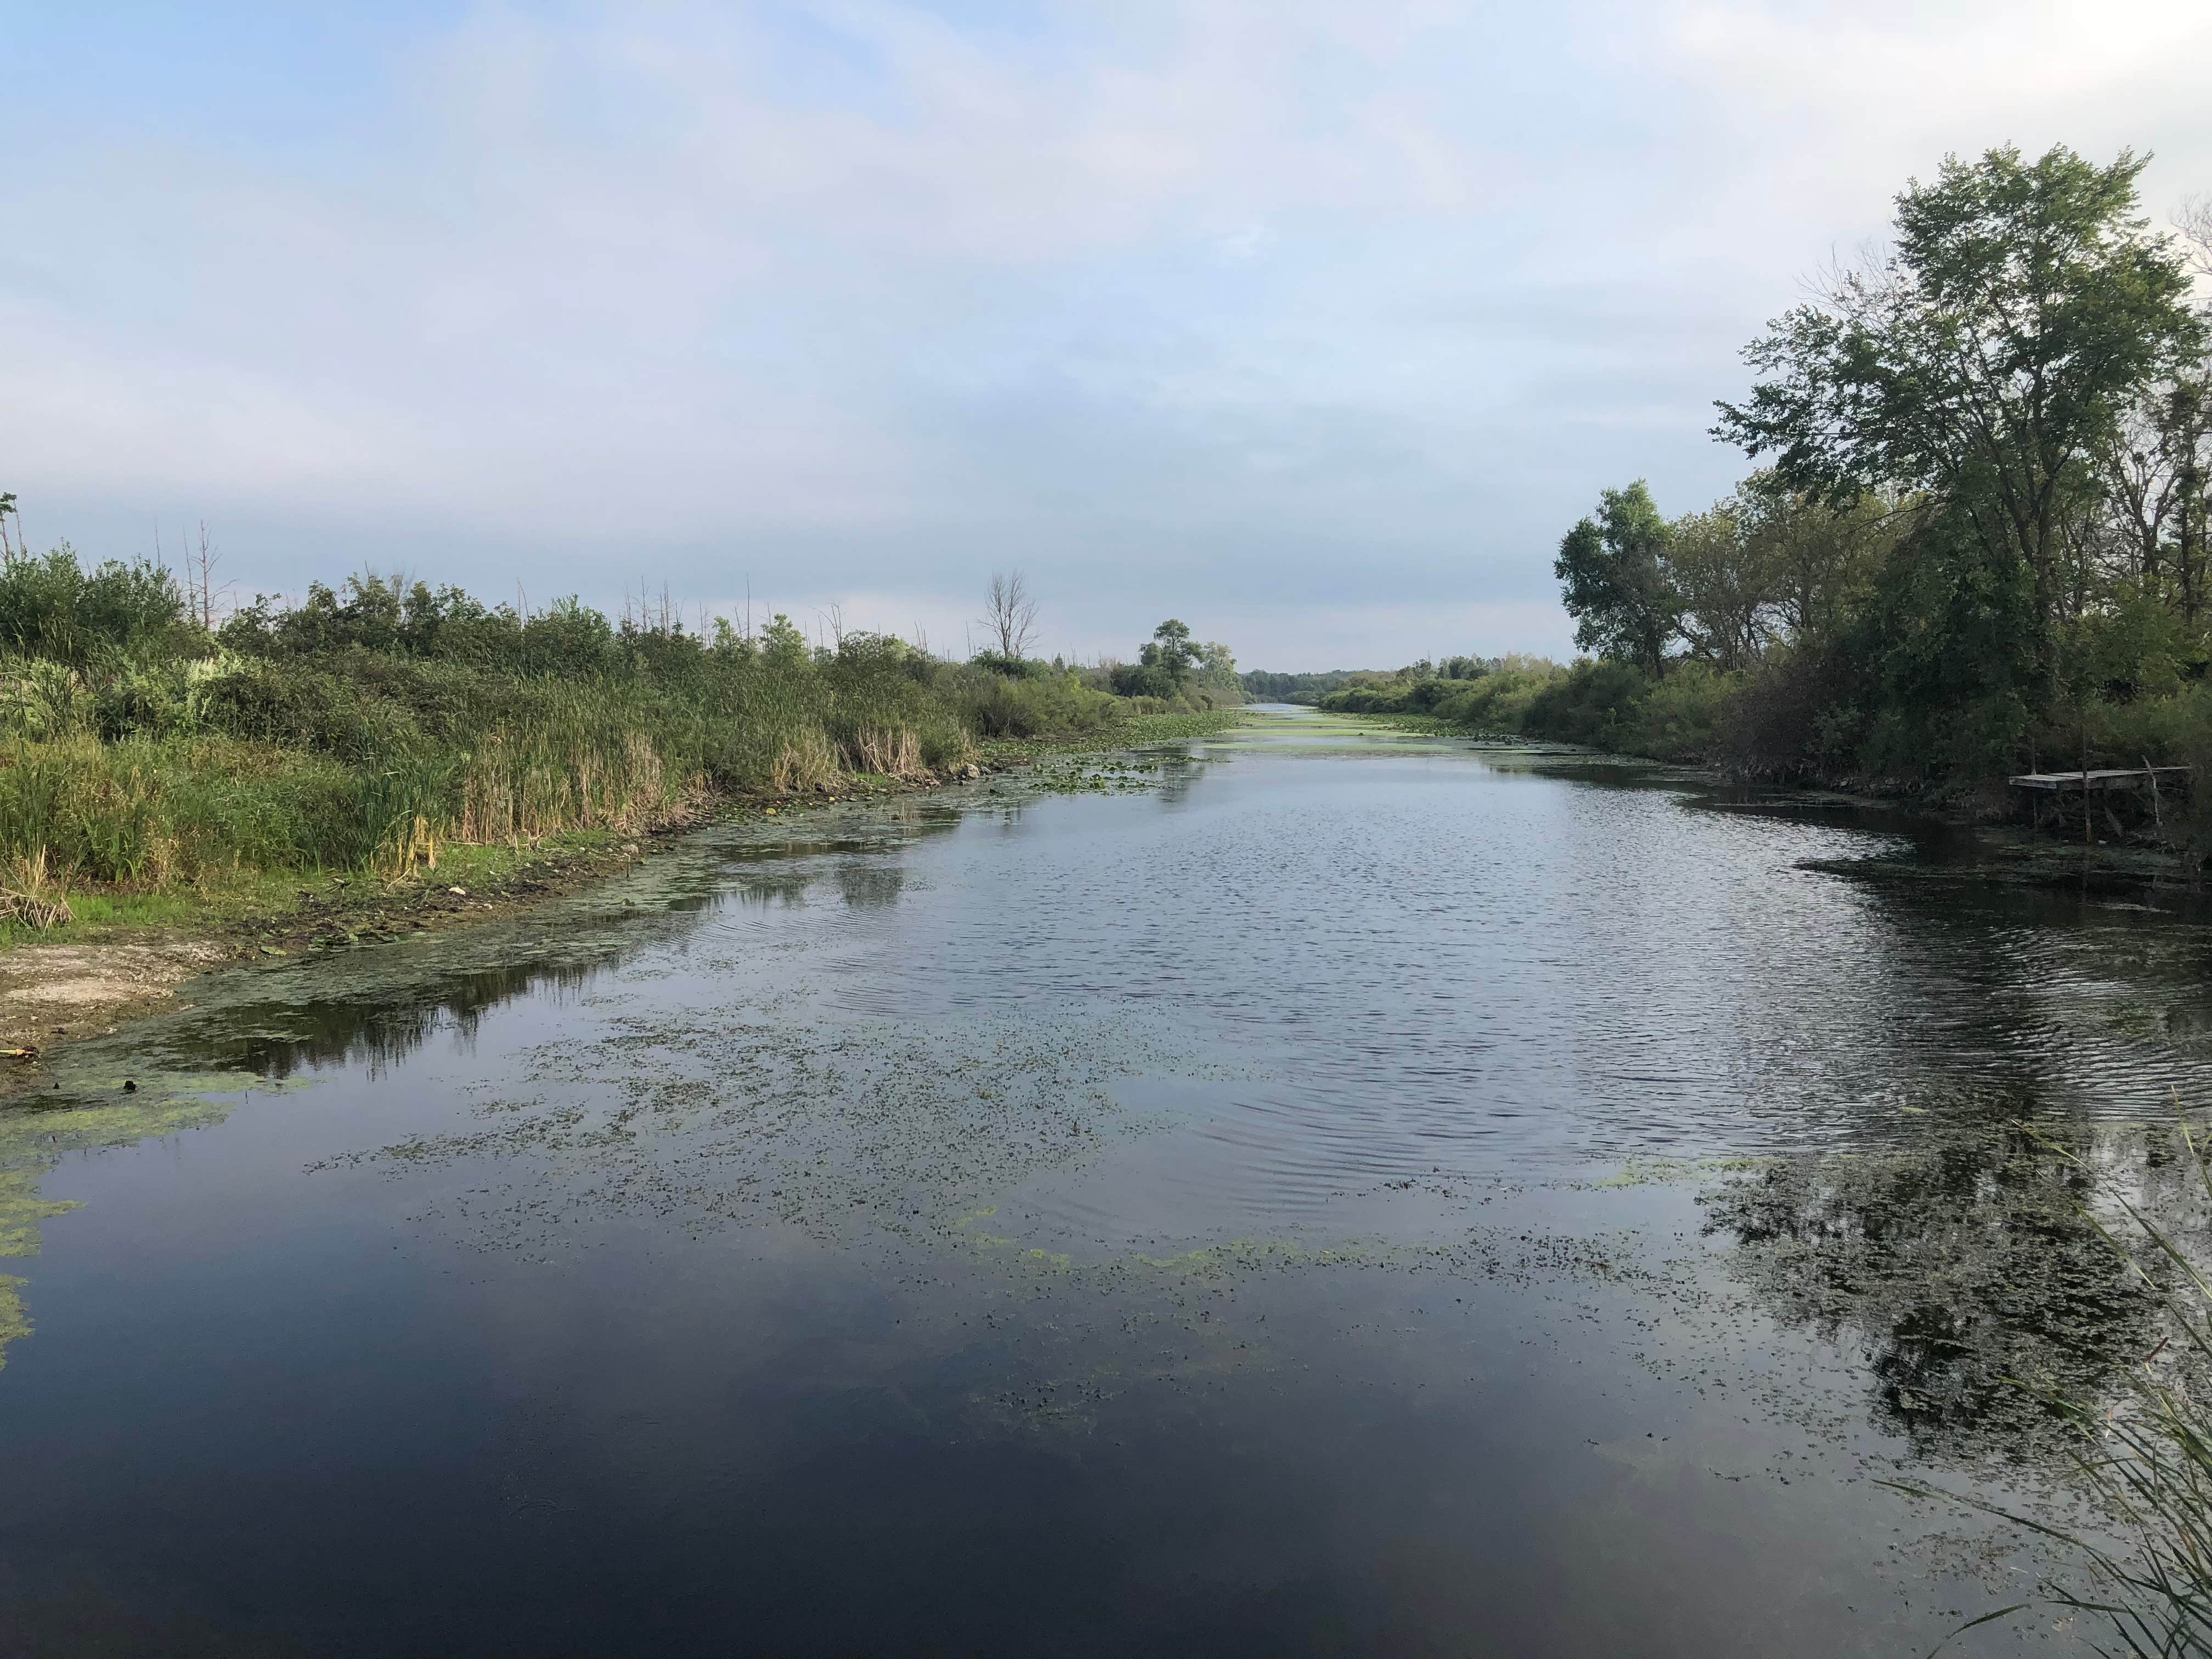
[0,940,233,1062]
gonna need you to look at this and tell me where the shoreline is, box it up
[0,710,1245,1095]
[1344,708,2210,902]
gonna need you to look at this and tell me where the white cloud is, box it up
[3,1,2208,666]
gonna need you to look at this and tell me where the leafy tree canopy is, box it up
[1713,144,2200,646]
[1554,481,1677,675]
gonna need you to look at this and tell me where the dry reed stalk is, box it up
[622,730,664,821]
[387,813,438,876]
[0,889,69,928]
[770,727,840,793]
[575,749,600,828]
[854,726,921,777]
[2,847,71,928]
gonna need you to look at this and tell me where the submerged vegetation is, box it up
[0,548,1237,918]
[1709,1112,2212,1654]
[1278,148,2212,822]
[1875,1119,2212,1656]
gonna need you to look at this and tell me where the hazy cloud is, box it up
[4,0,2208,665]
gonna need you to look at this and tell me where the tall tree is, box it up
[1553,481,1676,675]
[1713,145,2199,686]
[2102,368,2212,625]
[979,569,1040,664]
[1668,500,1775,672]
[1143,618,1196,684]
[1739,472,1898,644]
[1194,639,1239,689]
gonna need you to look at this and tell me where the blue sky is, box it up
[5,2,2210,668]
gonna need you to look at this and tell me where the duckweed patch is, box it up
[0,1274,26,1370]
[312,1002,1226,1260]
[0,1169,82,1259]
[1581,1155,1770,1189]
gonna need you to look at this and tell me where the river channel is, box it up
[8,708,2212,1655]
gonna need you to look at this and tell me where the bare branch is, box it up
[2179,194,2212,281]
[979,569,1039,662]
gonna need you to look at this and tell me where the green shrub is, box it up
[0,548,204,665]
[0,551,1194,891]
[958,670,1121,737]
[1520,661,1652,747]
[1624,661,1736,761]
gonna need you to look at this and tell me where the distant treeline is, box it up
[1241,664,1490,704]
[1341,145,2212,817]
[1242,669,1357,704]
[1249,659,1509,706]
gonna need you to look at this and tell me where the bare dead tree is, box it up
[2180,194,2212,280]
[188,519,228,629]
[0,492,19,565]
[979,569,1039,662]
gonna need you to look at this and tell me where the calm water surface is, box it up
[7,709,2212,1655]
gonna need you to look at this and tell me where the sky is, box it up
[4,2,2210,670]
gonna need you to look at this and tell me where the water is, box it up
[7,709,2212,1655]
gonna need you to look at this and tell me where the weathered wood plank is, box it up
[2007,767,2194,792]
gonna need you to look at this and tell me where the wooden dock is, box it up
[2006,766,2193,793]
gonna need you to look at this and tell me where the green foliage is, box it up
[1519,661,1652,749]
[1509,145,2212,793]
[220,575,619,675]
[1193,639,1240,693]
[1716,144,2200,685]
[1106,618,1205,701]
[1554,482,1676,675]
[1739,472,1895,642]
[0,547,204,665]
[1317,674,1427,715]
[0,548,1212,893]
[1109,660,1176,698]
[1107,619,1203,699]
[1148,618,1194,675]
[1241,668,1365,704]
[1666,500,1770,671]
[1426,660,1564,731]
[956,671,1120,738]
[1624,661,1737,761]
[1316,657,1572,735]
[1846,504,2040,783]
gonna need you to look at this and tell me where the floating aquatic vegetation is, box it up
[1703,1120,2181,1466]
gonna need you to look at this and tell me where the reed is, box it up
[0,558,1161,896]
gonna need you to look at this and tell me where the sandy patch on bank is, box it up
[0,941,228,1066]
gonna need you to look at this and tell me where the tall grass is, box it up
[0,560,1164,897]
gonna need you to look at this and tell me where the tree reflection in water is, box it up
[1705,1110,2210,1464]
